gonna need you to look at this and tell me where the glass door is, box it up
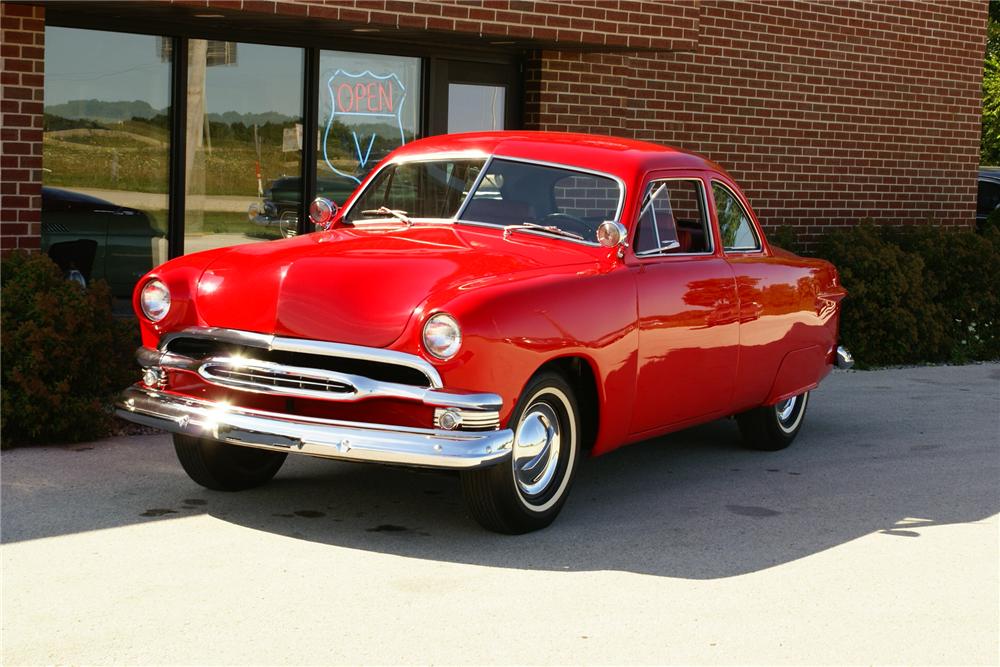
[429,60,520,136]
[183,40,304,252]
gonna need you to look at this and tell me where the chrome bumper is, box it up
[116,385,513,470]
[835,345,854,369]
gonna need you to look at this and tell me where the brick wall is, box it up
[525,0,988,248]
[0,2,44,252]
[0,1,987,254]
[177,0,701,51]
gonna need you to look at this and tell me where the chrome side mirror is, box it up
[309,197,339,231]
[596,220,628,256]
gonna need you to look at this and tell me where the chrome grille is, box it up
[204,365,354,395]
[164,334,434,388]
[198,357,363,400]
[147,329,502,429]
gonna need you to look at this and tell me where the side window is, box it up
[712,182,761,251]
[634,179,710,255]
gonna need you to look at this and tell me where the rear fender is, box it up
[764,345,831,405]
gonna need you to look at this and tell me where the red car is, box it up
[118,131,852,534]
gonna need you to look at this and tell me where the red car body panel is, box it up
[133,131,845,459]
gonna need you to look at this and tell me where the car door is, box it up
[628,173,740,435]
[710,177,823,411]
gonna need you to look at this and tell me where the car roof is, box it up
[980,166,1000,181]
[41,186,115,206]
[391,131,727,182]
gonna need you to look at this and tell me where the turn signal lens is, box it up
[422,313,462,360]
[140,279,171,322]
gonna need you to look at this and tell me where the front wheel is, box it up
[461,372,581,534]
[173,434,287,491]
[736,391,810,451]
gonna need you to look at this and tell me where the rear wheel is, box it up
[461,372,581,534]
[173,434,286,491]
[736,391,810,451]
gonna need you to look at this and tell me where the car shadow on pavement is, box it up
[3,365,998,580]
[197,414,996,580]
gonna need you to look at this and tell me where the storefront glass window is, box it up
[448,83,505,133]
[42,27,171,305]
[316,51,421,207]
[184,40,304,252]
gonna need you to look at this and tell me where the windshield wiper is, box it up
[502,222,585,242]
[360,206,412,226]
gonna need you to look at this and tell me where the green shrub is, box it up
[765,224,802,254]
[815,224,1000,367]
[1,251,138,447]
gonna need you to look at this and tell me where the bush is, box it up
[765,224,802,254]
[1,251,138,447]
[816,224,1000,367]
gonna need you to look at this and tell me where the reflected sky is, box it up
[45,27,303,116]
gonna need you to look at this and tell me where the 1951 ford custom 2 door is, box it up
[117,131,851,533]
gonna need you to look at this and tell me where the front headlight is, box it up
[422,313,462,360]
[140,279,171,322]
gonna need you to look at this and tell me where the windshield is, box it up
[345,159,485,224]
[458,159,622,243]
[343,157,623,243]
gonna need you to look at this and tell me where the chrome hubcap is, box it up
[775,397,796,423]
[512,402,561,497]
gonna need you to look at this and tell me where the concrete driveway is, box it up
[2,364,998,665]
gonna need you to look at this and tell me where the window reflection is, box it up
[448,83,505,133]
[42,27,170,305]
[317,51,421,208]
[184,40,304,252]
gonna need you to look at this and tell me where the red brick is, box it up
[16,235,40,250]
[0,3,37,18]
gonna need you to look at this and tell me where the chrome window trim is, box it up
[453,154,496,220]
[631,177,715,259]
[339,151,626,248]
[711,180,763,253]
[159,326,443,388]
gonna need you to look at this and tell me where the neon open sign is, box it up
[322,70,408,184]
[335,80,397,114]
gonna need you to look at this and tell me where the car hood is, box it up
[194,224,602,347]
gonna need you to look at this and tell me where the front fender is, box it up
[390,263,639,455]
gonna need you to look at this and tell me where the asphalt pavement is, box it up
[2,363,998,665]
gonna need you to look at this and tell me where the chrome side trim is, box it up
[158,327,443,388]
[836,345,854,369]
[117,385,512,470]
